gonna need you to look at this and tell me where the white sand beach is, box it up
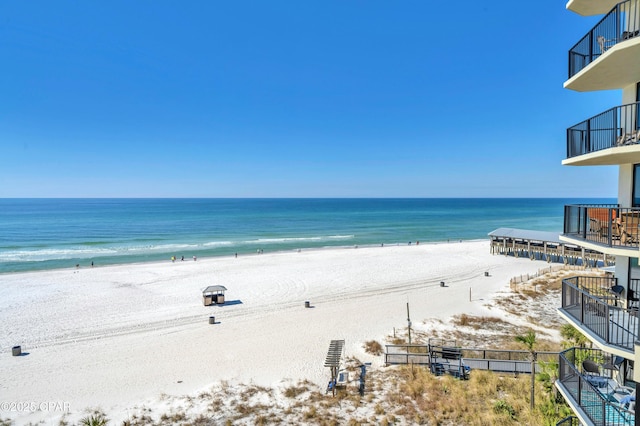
[0,241,555,424]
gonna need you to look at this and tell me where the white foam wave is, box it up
[0,241,230,262]
[0,247,119,262]
[202,241,234,247]
[0,236,354,263]
[252,235,354,244]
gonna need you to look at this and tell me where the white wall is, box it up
[619,164,633,204]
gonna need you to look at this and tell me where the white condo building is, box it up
[556,0,640,425]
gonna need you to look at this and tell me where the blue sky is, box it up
[0,1,621,197]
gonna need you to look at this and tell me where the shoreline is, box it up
[0,240,551,424]
[0,237,489,276]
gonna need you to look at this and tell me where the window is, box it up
[634,164,640,206]
[632,257,640,279]
[637,82,640,130]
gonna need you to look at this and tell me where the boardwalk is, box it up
[489,228,613,267]
[385,343,558,375]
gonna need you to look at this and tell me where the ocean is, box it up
[0,198,613,274]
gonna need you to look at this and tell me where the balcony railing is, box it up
[558,347,635,426]
[556,416,580,426]
[569,0,640,78]
[561,277,639,350]
[567,102,640,158]
[563,204,640,249]
[566,276,619,304]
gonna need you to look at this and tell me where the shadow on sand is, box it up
[217,300,243,307]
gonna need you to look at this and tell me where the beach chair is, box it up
[583,359,609,389]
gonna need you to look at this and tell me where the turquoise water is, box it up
[0,198,613,273]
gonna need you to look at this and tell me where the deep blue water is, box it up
[0,198,613,273]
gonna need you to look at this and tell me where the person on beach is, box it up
[171,256,175,262]
[193,255,197,261]
[181,256,184,261]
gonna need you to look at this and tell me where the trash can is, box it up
[209,316,215,324]
[484,271,489,277]
[216,294,225,304]
[305,301,310,308]
[203,295,213,306]
[440,281,445,287]
[12,346,21,356]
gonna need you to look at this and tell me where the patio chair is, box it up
[603,355,625,385]
[612,219,637,245]
[603,355,624,373]
[618,389,635,411]
[586,299,609,317]
[583,359,609,389]
[597,35,615,53]
[622,220,639,245]
[617,133,629,146]
[590,218,610,239]
[608,386,635,411]
[609,285,624,307]
[628,289,640,311]
[616,129,640,146]
[588,208,616,239]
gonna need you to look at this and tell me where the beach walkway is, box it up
[489,228,613,267]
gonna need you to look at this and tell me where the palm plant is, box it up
[515,329,537,410]
[560,323,589,348]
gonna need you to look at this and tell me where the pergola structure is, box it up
[202,285,227,306]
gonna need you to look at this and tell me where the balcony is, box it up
[556,416,581,426]
[566,0,640,91]
[562,205,640,254]
[557,347,635,426]
[564,102,640,165]
[559,276,639,351]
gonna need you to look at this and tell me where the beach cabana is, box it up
[202,285,227,306]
